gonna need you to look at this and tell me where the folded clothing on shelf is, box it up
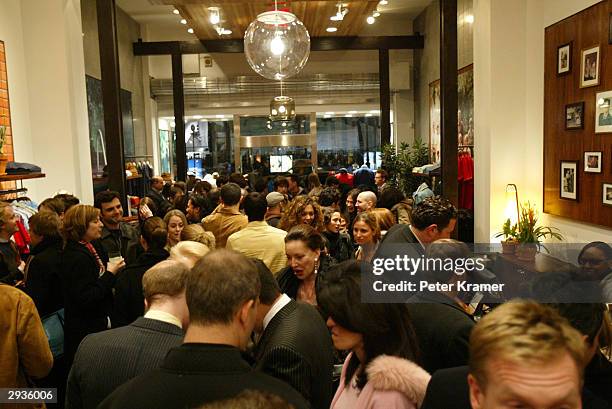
[6,162,42,174]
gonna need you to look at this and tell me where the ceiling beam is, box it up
[133,35,424,55]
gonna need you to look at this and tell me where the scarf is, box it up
[79,240,106,276]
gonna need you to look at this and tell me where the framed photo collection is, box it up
[560,161,578,200]
[565,102,584,129]
[595,91,612,133]
[557,42,572,75]
[603,183,612,206]
[584,152,602,173]
[580,45,600,88]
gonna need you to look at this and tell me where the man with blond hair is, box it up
[66,260,189,409]
[421,300,592,409]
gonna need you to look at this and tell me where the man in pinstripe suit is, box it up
[65,260,188,409]
[252,260,335,409]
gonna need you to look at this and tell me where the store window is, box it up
[184,118,234,177]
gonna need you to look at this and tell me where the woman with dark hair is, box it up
[307,173,323,199]
[25,211,64,316]
[576,242,612,301]
[113,217,170,327]
[193,180,213,196]
[318,260,429,409]
[60,205,126,363]
[353,212,381,263]
[378,187,412,225]
[322,207,353,263]
[279,195,324,233]
[276,224,333,305]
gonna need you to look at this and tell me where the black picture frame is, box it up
[560,160,579,201]
[603,183,612,206]
[609,13,612,45]
[557,42,572,75]
[565,101,584,130]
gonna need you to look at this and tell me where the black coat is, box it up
[66,317,183,409]
[322,231,353,263]
[60,240,113,364]
[254,300,334,409]
[406,292,475,374]
[146,189,173,217]
[98,343,309,409]
[24,236,63,317]
[112,248,169,328]
[421,365,610,409]
[277,255,333,301]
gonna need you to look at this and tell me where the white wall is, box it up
[474,0,612,243]
[0,0,93,203]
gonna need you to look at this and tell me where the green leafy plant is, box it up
[0,126,5,154]
[381,137,430,197]
[495,218,518,241]
[516,202,564,245]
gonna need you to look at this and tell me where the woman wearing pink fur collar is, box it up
[318,260,431,409]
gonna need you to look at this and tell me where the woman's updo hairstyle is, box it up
[141,217,168,250]
[285,224,325,251]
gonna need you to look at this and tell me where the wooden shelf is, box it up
[0,173,46,182]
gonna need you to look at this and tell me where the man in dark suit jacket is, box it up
[99,250,308,409]
[251,259,334,409]
[146,176,172,217]
[65,260,189,409]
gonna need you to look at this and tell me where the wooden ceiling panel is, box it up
[171,1,379,40]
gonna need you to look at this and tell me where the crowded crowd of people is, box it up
[1,168,612,409]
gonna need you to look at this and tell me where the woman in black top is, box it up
[321,207,353,263]
[277,224,333,306]
[61,205,125,364]
[113,217,169,327]
[25,211,64,317]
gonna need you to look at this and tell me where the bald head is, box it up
[151,176,164,191]
[356,191,377,213]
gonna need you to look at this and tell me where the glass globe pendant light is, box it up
[244,0,311,81]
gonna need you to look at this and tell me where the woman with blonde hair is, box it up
[279,195,324,233]
[169,240,210,269]
[370,208,396,237]
[353,212,381,263]
[60,204,125,363]
[163,209,187,250]
[181,224,216,250]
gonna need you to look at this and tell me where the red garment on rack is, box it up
[13,220,31,257]
[458,152,474,210]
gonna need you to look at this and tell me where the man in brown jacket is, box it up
[202,183,248,248]
[0,284,53,408]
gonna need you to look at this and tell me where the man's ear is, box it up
[238,298,256,327]
[468,374,484,409]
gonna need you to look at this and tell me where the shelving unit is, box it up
[0,173,46,197]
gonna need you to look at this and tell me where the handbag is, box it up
[42,308,65,358]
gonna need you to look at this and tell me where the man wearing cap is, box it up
[227,193,288,275]
[264,192,286,228]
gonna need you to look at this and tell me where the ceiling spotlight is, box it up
[172,9,180,15]
[373,11,380,17]
[330,3,348,21]
[187,28,194,34]
[379,0,388,5]
[208,7,220,25]
[367,16,376,24]
[221,29,232,35]
[465,14,474,24]
[326,27,338,32]
[180,18,187,25]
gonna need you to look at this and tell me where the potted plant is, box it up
[515,202,564,261]
[0,125,7,175]
[495,218,518,254]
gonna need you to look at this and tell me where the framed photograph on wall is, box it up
[609,13,612,44]
[584,152,602,173]
[580,45,600,88]
[595,90,612,133]
[603,183,612,206]
[565,102,584,129]
[557,42,572,75]
[560,161,579,200]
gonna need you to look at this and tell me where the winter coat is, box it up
[391,199,413,225]
[331,353,430,409]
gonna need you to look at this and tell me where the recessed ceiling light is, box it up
[373,11,380,17]
[172,9,180,15]
[187,28,194,34]
[221,29,232,35]
[465,14,474,24]
[379,0,388,5]
[348,110,358,114]
[326,27,338,32]
[366,16,376,24]
[180,19,187,25]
